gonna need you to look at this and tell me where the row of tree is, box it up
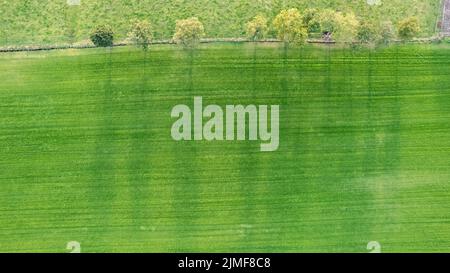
[89,8,421,49]
[247,8,421,46]
[90,17,205,49]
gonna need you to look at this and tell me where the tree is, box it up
[318,10,359,43]
[380,21,395,44]
[302,8,321,34]
[90,25,114,47]
[246,15,268,41]
[273,8,308,46]
[357,21,379,44]
[319,9,339,34]
[128,19,153,50]
[333,12,359,43]
[398,17,420,40]
[173,17,205,48]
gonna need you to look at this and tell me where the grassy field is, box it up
[0,0,443,46]
[0,43,449,252]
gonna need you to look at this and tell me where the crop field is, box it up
[0,43,449,252]
[0,0,443,46]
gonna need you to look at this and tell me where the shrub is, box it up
[173,17,205,48]
[90,25,114,47]
[246,15,268,41]
[128,19,153,50]
[398,17,420,40]
[273,8,308,46]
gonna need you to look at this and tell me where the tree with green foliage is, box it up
[302,8,321,34]
[380,21,396,44]
[273,8,308,46]
[90,25,114,47]
[398,17,420,40]
[319,9,339,34]
[357,21,379,45]
[246,15,268,41]
[173,17,205,48]
[128,19,153,51]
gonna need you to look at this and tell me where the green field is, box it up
[0,43,449,252]
[0,0,442,46]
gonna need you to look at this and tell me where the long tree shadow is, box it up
[126,48,154,232]
[235,43,269,248]
[87,47,117,249]
[361,45,402,243]
[169,47,202,251]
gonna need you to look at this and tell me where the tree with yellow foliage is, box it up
[273,8,308,47]
[246,15,268,41]
[128,19,153,51]
[319,9,359,44]
[398,17,420,41]
[173,17,205,49]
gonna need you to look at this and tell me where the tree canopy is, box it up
[398,17,420,40]
[128,19,153,50]
[90,25,114,47]
[273,8,308,46]
[246,15,269,41]
[173,17,205,48]
[357,21,379,44]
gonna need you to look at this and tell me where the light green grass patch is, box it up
[0,43,449,252]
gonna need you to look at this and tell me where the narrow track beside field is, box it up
[442,0,450,36]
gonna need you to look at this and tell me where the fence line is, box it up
[0,36,445,54]
[0,38,337,53]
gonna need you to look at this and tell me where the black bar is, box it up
[2,253,449,272]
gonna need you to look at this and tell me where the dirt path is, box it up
[442,0,450,35]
